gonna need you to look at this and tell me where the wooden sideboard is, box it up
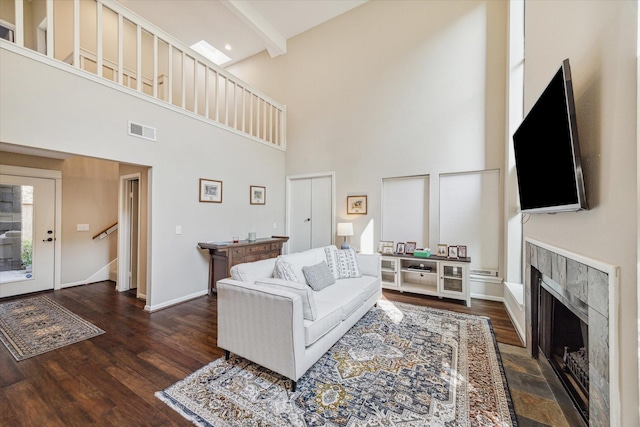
[198,236,289,294]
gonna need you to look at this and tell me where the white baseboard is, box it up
[144,289,208,312]
[60,259,117,289]
[470,293,504,302]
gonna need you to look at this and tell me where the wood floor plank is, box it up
[0,281,522,425]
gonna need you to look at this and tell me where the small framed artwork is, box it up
[200,178,222,203]
[458,245,467,258]
[382,246,394,254]
[405,242,417,254]
[347,195,367,215]
[448,245,459,259]
[250,186,266,205]
[396,242,405,255]
[437,244,448,257]
[378,240,394,253]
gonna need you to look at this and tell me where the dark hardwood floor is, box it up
[0,281,521,426]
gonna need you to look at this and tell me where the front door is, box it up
[0,175,56,297]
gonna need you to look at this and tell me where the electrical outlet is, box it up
[176,226,182,235]
[77,224,90,231]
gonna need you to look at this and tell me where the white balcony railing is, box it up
[0,0,286,149]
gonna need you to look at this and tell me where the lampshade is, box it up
[337,222,353,237]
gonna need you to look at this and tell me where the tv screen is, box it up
[513,59,587,214]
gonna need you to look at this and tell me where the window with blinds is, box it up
[439,170,500,276]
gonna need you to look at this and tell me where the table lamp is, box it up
[337,222,353,249]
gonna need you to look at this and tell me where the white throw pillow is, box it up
[255,278,317,320]
[324,246,362,279]
[273,259,301,283]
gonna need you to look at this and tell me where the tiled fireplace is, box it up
[524,239,618,426]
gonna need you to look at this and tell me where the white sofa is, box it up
[216,245,381,390]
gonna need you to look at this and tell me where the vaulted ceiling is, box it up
[115,0,368,67]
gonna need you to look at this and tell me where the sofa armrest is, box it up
[216,278,306,381]
[356,253,381,277]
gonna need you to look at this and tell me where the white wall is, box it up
[229,0,508,268]
[524,1,638,425]
[0,46,286,310]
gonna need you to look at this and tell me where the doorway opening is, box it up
[118,174,141,298]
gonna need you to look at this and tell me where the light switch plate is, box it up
[176,226,182,235]
[77,224,90,231]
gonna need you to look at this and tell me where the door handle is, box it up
[43,237,53,242]
[304,218,311,222]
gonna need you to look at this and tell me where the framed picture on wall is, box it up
[200,178,222,203]
[405,242,416,254]
[437,244,447,257]
[458,245,467,258]
[250,185,266,205]
[347,195,367,214]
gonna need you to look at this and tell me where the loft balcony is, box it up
[0,0,286,149]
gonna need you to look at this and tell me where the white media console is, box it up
[381,254,471,306]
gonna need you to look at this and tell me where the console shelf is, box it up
[380,254,471,306]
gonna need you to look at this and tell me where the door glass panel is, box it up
[0,185,33,283]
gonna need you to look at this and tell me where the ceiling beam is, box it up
[221,0,287,58]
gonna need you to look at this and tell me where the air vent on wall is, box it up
[128,121,156,141]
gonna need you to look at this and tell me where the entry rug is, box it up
[0,295,105,361]
[157,300,518,426]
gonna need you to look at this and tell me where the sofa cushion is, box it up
[324,247,362,279]
[274,259,302,283]
[255,278,317,321]
[277,247,327,285]
[315,279,365,321]
[302,261,335,291]
[231,258,276,282]
[303,299,343,346]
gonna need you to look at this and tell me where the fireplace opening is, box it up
[539,283,589,424]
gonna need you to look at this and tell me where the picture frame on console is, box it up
[382,246,394,254]
[250,186,266,205]
[396,242,405,254]
[448,245,459,259]
[378,240,394,253]
[405,242,416,254]
[458,245,467,258]
[347,195,367,214]
[200,178,222,203]
[437,244,447,257]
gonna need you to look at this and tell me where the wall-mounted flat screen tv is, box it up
[513,59,588,214]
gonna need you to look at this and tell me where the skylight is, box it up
[190,40,231,66]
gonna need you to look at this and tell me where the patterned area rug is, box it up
[157,300,518,426]
[0,295,105,361]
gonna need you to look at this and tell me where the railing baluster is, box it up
[117,13,123,84]
[181,51,186,108]
[168,43,173,104]
[15,0,24,47]
[136,24,141,92]
[262,99,266,141]
[96,2,103,77]
[204,65,210,118]
[46,0,54,58]
[153,35,158,98]
[194,60,199,115]
[73,0,80,68]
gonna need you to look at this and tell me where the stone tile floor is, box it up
[499,343,585,427]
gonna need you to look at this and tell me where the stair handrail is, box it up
[93,222,118,240]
